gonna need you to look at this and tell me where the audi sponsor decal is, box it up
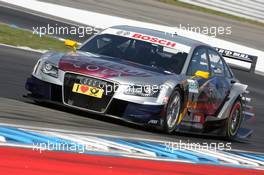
[59,55,160,78]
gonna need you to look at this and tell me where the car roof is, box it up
[110,25,206,48]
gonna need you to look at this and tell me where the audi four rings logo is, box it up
[79,77,107,88]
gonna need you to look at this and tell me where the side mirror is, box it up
[195,70,209,79]
[64,39,77,52]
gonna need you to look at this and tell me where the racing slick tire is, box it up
[162,88,183,133]
[225,99,242,140]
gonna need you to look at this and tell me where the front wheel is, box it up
[162,89,182,133]
[225,100,242,139]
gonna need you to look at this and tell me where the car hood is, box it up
[58,51,179,84]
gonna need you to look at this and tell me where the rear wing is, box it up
[215,48,258,73]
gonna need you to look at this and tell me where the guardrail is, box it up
[179,0,264,23]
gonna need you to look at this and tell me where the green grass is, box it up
[0,23,70,52]
[160,0,264,27]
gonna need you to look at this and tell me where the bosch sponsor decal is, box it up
[131,33,176,48]
[103,28,191,52]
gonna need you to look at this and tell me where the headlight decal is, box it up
[41,61,59,78]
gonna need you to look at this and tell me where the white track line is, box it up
[0,43,46,53]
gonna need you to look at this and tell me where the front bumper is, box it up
[25,76,164,125]
[25,75,62,102]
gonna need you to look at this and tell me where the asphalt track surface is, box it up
[0,2,263,153]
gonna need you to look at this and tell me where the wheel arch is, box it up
[216,83,247,120]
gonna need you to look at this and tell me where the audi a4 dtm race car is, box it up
[25,25,254,139]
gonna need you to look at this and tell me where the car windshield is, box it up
[79,34,189,74]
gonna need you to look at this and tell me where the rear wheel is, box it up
[225,100,242,139]
[162,89,182,133]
